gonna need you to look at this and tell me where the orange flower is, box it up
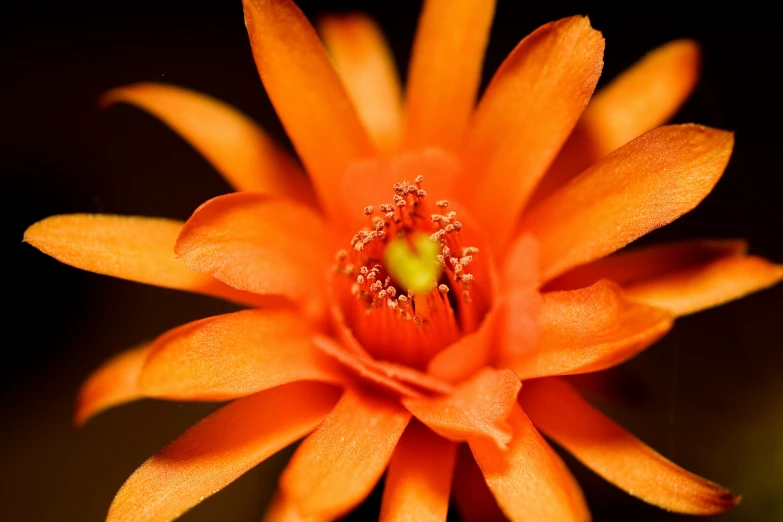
[23,1,783,521]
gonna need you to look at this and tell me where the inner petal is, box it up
[330,177,491,370]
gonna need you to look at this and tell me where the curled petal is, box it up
[319,14,402,152]
[175,193,334,313]
[470,405,589,522]
[243,0,375,220]
[521,378,739,515]
[462,16,604,250]
[547,238,748,290]
[101,83,316,205]
[531,39,701,204]
[522,124,734,282]
[404,0,496,151]
[508,280,673,380]
[75,344,150,427]
[107,381,340,522]
[379,422,458,522]
[24,214,264,307]
[403,369,521,449]
[625,254,783,316]
[280,387,411,519]
[140,310,343,401]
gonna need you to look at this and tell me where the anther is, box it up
[363,205,374,215]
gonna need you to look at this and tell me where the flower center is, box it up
[332,176,489,370]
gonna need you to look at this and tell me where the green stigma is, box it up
[384,233,442,295]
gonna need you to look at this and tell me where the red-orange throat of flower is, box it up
[331,177,492,370]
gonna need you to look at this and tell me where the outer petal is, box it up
[75,344,150,427]
[546,238,748,290]
[521,125,734,282]
[461,16,604,250]
[508,280,673,380]
[139,310,343,401]
[101,83,316,205]
[470,405,589,522]
[280,387,411,519]
[403,0,496,151]
[319,14,402,153]
[263,492,322,522]
[452,445,508,522]
[24,214,264,307]
[521,378,739,515]
[243,0,375,220]
[107,381,340,522]
[530,39,701,204]
[379,422,458,522]
[403,369,521,449]
[625,254,783,316]
[175,193,334,314]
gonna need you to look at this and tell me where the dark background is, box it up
[3,1,782,521]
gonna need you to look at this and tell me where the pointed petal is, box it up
[403,0,496,151]
[139,310,343,401]
[319,14,402,153]
[175,193,334,312]
[379,422,458,522]
[509,280,673,380]
[521,125,734,282]
[101,83,316,205]
[461,16,604,250]
[547,238,748,291]
[107,381,340,522]
[452,445,508,522]
[426,305,499,383]
[403,369,521,449]
[243,0,375,220]
[521,378,739,515]
[531,39,702,204]
[75,344,150,427]
[24,214,264,307]
[470,405,589,522]
[280,388,411,519]
[625,255,783,316]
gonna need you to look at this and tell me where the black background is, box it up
[3,1,782,521]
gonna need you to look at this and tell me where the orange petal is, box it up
[530,39,701,205]
[625,254,783,316]
[496,235,543,368]
[546,238,748,291]
[521,377,739,515]
[101,83,316,205]
[426,305,499,383]
[403,0,496,151]
[521,124,734,282]
[280,387,411,519]
[243,0,375,220]
[379,421,458,522]
[461,16,604,250]
[75,344,150,427]
[139,310,343,401]
[175,193,334,314]
[263,492,322,522]
[23,214,265,307]
[509,280,673,380]
[318,14,402,153]
[452,445,507,522]
[403,369,521,449]
[107,381,340,522]
[470,405,589,522]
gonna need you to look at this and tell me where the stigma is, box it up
[333,177,486,370]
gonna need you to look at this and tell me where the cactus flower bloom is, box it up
[23,0,783,521]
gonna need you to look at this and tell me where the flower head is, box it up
[23,0,783,521]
